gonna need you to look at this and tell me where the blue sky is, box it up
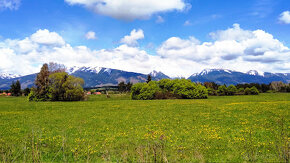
[0,0,289,77]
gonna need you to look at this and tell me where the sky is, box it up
[0,0,289,77]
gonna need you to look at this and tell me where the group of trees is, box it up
[7,81,31,96]
[205,83,259,96]
[131,79,208,100]
[118,81,133,93]
[28,63,85,101]
[269,81,290,92]
[10,80,21,96]
[203,81,290,96]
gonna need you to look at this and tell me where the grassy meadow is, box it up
[0,93,289,162]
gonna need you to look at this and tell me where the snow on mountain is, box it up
[190,73,199,77]
[67,66,103,74]
[149,70,159,77]
[199,69,232,75]
[0,73,20,79]
[199,69,213,75]
[247,70,264,76]
[247,70,259,76]
[224,69,232,74]
[149,70,170,79]
[104,68,112,74]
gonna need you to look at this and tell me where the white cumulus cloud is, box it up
[120,29,144,46]
[64,0,188,20]
[30,29,65,46]
[279,11,290,24]
[85,31,97,40]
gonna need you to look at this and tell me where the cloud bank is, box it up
[64,0,188,20]
[0,24,289,77]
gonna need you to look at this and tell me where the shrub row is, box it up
[131,79,208,100]
[207,85,259,96]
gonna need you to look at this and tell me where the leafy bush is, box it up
[217,85,227,96]
[244,87,251,95]
[154,91,176,99]
[207,87,217,96]
[227,85,237,95]
[158,79,174,92]
[238,88,245,94]
[28,88,36,101]
[138,81,160,100]
[250,86,259,95]
[244,87,259,95]
[131,83,147,100]
[23,88,31,96]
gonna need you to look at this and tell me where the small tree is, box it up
[23,88,31,96]
[10,80,21,96]
[146,75,152,83]
[126,82,133,92]
[34,63,50,101]
[118,81,126,93]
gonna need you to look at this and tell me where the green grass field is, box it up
[0,93,289,162]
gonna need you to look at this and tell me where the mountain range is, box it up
[0,67,169,90]
[0,67,289,90]
[188,69,290,85]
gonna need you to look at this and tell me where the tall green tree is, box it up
[49,72,68,101]
[118,81,126,93]
[10,80,21,96]
[62,75,85,101]
[49,72,84,101]
[34,63,50,101]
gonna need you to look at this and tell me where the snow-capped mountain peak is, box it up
[149,70,159,77]
[149,70,170,79]
[247,70,264,76]
[0,73,20,79]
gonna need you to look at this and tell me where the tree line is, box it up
[3,70,289,100]
[204,81,290,96]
